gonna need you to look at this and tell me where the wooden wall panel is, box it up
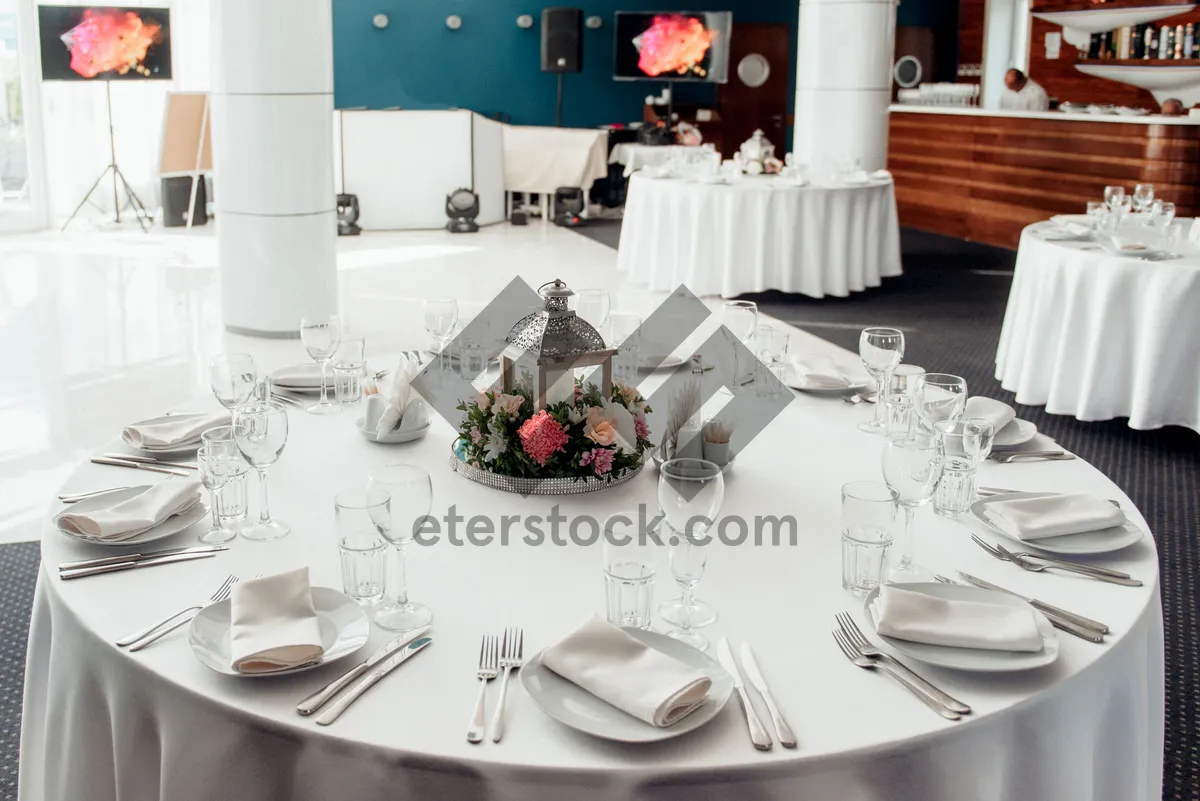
[958,0,985,82]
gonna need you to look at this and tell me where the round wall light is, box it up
[517,14,534,29]
[585,15,603,29]
[372,13,388,29]
[446,15,463,30]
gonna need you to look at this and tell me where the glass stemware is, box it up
[423,296,459,373]
[300,315,342,415]
[209,354,258,411]
[912,373,967,433]
[366,464,434,631]
[1133,183,1154,213]
[1104,185,1125,211]
[196,443,237,544]
[932,418,995,517]
[658,458,725,538]
[573,289,612,339]
[1085,201,1106,230]
[722,300,758,387]
[882,433,944,582]
[665,521,710,651]
[858,327,905,434]
[232,401,290,540]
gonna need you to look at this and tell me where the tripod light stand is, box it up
[62,81,152,232]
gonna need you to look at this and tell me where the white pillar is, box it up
[211,0,337,337]
[794,0,897,172]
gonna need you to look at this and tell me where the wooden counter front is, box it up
[887,107,1200,249]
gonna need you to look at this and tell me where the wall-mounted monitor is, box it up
[613,11,731,83]
[38,6,172,81]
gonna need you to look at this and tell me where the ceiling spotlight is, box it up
[373,14,389,29]
[446,14,462,30]
[446,188,480,233]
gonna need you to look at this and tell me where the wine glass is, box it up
[423,297,459,372]
[232,401,290,540]
[664,521,710,651]
[1104,185,1125,211]
[912,373,967,433]
[658,458,724,538]
[882,433,944,582]
[196,443,237,544]
[858,327,905,434]
[300,315,342,415]
[573,288,612,333]
[722,300,758,387]
[1133,183,1154,213]
[366,464,434,631]
[209,354,258,410]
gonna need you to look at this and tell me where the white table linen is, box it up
[55,481,202,540]
[121,410,230,448]
[982,493,1128,541]
[608,144,716,177]
[996,225,1200,432]
[616,174,902,298]
[502,126,608,194]
[868,584,1044,652]
[24,330,1162,801]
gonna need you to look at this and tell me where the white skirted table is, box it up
[996,224,1200,432]
[616,174,902,298]
[23,332,1162,801]
[608,144,716,177]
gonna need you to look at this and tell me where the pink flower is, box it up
[584,407,617,446]
[517,410,570,466]
[469,426,482,444]
[580,447,615,476]
[615,380,642,408]
[633,411,650,441]
[477,393,492,411]
[492,393,523,417]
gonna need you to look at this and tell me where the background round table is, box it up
[996,224,1200,432]
[608,144,716,177]
[23,333,1162,801]
[616,173,902,299]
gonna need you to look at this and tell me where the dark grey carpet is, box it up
[0,543,39,801]
[578,220,1200,801]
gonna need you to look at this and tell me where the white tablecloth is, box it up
[502,126,608,194]
[996,224,1200,432]
[616,174,903,298]
[23,334,1162,801]
[609,144,716,177]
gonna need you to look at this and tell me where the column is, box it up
[211,0,337,337]
[794,0,897,171]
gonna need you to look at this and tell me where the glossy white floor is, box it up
[0,221,692,544]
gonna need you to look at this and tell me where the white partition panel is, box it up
[472,114,506,226]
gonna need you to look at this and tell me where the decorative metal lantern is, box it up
[500,279,617,411]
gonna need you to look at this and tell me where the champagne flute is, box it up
[882,433,943,581]
[423,297,459,373]
[367,464,434,631]
[858,327,905,434]
[664,521,710,651]
[300,315,342,415]
[209,354,258,410]
[912,373,967,433]
[232,401,290,540]
[196,443,237,544]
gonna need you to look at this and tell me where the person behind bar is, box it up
[1000,68,1049,111]
[1160,98,1185,116]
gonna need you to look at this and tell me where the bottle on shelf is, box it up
[1145,25,1155,60]
[1160,27,1173,59]
[1186,23,1195,60]
[1176,24,1186,58]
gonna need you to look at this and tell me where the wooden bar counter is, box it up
[888,105,1200,249]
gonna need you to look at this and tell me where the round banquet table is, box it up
[23,346,1162,801]
[608,144,716,177]
[996,223,1200,432]
[615,173,902,298]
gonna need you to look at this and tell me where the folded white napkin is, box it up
[1039,223,1092,240]
[869,584,1044,652]
[122,411,231,449]
[229,568,325,674]
[789,355,852,389]
[376,354,431,436]
[271,364,323,389]
[1109,235,1149,252]
[964,396,1016,433]
[982,493,1127,541]
[542,618,712,727]
[870,169,892,181]
[58,480,203,540]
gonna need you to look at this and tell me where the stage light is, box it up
[337,193,362,236]
[553,186,585,228]
[446,188,480,233]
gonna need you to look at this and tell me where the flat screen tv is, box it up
[613,11,731,83]
[38,6,172,81]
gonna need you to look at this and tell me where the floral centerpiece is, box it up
[454,378,653,482]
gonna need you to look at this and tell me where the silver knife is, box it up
[315,637,433,725]
[91,456,190,477]
[101,453,197,471]
[957,572,1109,635]
[716,638,771,751]
[59,550,220,580]
[59,545,228,572]
[738,643,796,748]
[297,626,432,716]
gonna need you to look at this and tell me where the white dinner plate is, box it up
[356,417,431,444]
[638,354,688,372]
[991,418,1037,448]
[1050,214,1091,227]
[783,363,868,395]
[862,583,1059,672]
[270,364,325,393]
[120,414,204,455]
[970,492,1145,555]
[519,627,734,743]
[188,587,370,677]
[54,486,208,547]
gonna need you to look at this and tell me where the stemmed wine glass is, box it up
[573,289,612,337]
[658,458,725,538]
[209,354,258,410]
[882,433,944,582]
[665,521,710,650]
[1133,183,1154,213]
[232,401,290,540]
[423,297,459,373]
[300,315,342,415]
[1104,185,1125,211]
[858,327,905,434]
[722,300,758,387]
[366,464,434,631]
[912,373,967,433]
[196,443,237,544]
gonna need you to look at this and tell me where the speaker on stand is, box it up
[541,7,582,127]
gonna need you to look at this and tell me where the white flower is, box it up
[483,433,508,463]
[568,406,586,425]
[598,398,638,454]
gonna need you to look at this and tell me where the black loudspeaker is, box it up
[541,8,582,73]
[160,175,207,227]
[553,186,585,227]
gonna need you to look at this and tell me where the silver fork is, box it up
[989,451,1075,463]
[835,613,971,715]
[992,541,1142,586]
[117,575,238,650]
[467,635,499,743]
[831,630,960,721]
[490,627,525,743]
[970,534,1131,580]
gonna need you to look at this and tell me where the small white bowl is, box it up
[356,417,431,444]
